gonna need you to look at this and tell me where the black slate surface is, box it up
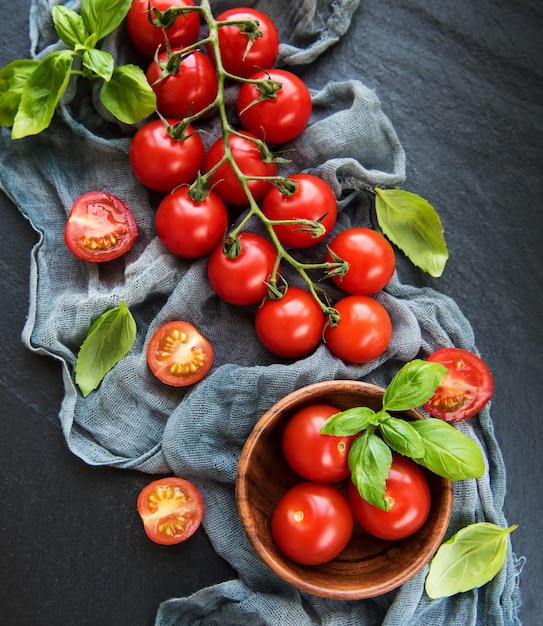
[1,1,541,625]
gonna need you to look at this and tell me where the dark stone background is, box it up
[1,1,541,624]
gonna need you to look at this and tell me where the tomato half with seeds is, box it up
[271,482,353,565]
[64,191,138,262]
[255,286,325,358]
[137,477,204,545]
[423,347,494,421]
[282,404,358,482]
[127,0,201,58]
[147,321,213,386]
[347,454,431,541]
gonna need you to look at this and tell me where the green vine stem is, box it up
[150,0,346,322]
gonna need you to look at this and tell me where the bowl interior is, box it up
[236,380,453,600]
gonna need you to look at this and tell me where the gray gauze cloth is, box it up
[0,1,522,625]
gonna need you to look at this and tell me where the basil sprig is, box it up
[321,359,486,510]
[75,301,137,397]
[425,522,518,598]
[0,0,156,139]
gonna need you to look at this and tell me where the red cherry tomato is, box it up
[206,8,279,78]
[423,347,494,421]
[129,119,205,193]
[64,191,138,262]
[347,454,431,540]
[127,0,200,58]
[155,187,228,259]
[147,321,213,386]
[271,482,353,565]
[146,50,218,119]
[137,477,204,545]
[207,232,279,306]
[203,132,277,205]
[324,295,392,363]
[326,227,396,295]
[237,69,312,144]
[255,286,325,358]
[261,174,337,248]
[281,404,358,482]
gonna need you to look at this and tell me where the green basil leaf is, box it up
[100,65,157,124]
[380,416,425,458]
[82,48,114,81]
[52,5,90,48]
[410,418,486,480]
[349,430,392,510]
[320,406,377,436]
[12,50,74,139]
[383,359,448,412]
[81,0,132,41]
[75,301,137,397]
[425,522,518,598]
[0,60,40,127]
[375,187,448,278]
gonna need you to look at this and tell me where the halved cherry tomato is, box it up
[126,0,201,58]
[271,482,353,565]
[206,8,279,78]
[261,174,337,248]
[326,227,396,295]
[64,191,138,262]
[324,295,392,363]
[147,321,213,386]
[282,404,358,482]
[423,347,494,421]
[137,477,204,545]
[237,69,312,144]
[255,286,324,358]
[347,454,431,541]
[203,132,277,206]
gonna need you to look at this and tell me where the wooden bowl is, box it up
[236,380,453,599]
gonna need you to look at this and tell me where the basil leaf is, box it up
[380,416,425,458]
[375,187,448,278]
[75,301,137,397]
[12,50,74,139]
[349,430,392,510]
[383,359,448,412]
[320,406,377,436]
[425,522,518,598]
[52,5,90,48]
[81,0,132,41]
[0,60,40,127]
[410,418,486,480]
[82,48,114,81]
[100,65,157,124]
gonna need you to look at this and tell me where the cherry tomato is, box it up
[155,187,228,259]
[146,50,218,119]
[127,0,201,58]
[237,69,312,144]
[207,232,279,306]
[282,404,358,482]
[203,132,277,206]
[64,191,138,262]
[206,8,279,78]
[271,482,353,565]
[261,174,337,248]
[423,347,494,421]
[347,454,431,540]
[137,477,204,545]
[129,119,205,193]
[147,321,213,386]
[255,287,325,358]
[326,227,396,295]
[324,295,392,363]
